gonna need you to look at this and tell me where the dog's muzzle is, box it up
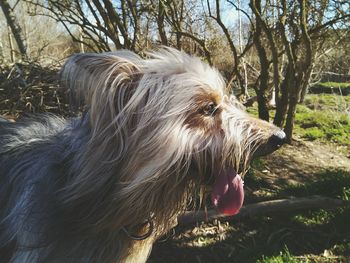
[253,129,287,158]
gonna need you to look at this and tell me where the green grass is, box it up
[292,209,335,226]
[294,104,350,146]
[333,242,350,256]
[296,94,350,146]
[254,169,350,262]
[302,94,350,111]
[302,127,325,141]
[246,94,350,147]
[318,82,350,89]
[251,158,266,171]
[257,246,308,263]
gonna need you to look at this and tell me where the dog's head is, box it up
[61,48,285,221]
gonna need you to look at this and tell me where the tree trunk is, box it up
[284,0,313,142]
[284,83,299,143]
[298,0,314,104]
[157,1,168,46]
[274,64,291,127]
[273,89,288,127]
[252,0,270,121]
[0,0,27,60]
[299,67,312,103]
[257,89,270,121]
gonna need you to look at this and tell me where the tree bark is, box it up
[251,0,270,121]
[157,1,168,46]
[250,0,280,107]
[284,85,298,143]
[273,69,290,127]
[284,0,313,142]
[299,64,313,103]
[0,0,27,60]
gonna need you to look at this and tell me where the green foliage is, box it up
[257,246,308,263]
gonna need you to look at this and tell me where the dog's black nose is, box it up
[268,130,287,148]
[252,129,286,158]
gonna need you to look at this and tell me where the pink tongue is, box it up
[211,169,244,216]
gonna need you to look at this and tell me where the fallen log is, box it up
[178,196,348,226]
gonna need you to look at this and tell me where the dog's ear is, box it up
[60,52,143,127]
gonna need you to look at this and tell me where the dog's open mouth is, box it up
[211,168,244,216]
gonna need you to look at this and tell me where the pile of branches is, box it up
[0,62,72,119]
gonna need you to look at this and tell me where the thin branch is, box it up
[308,13,350,35]
[172,31,212,65]
[226,0,254,28]
[178,196,348,226]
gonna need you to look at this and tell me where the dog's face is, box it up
[62,48,285,219]
[138,49,285,215]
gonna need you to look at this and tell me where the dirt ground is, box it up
[256,137,350,187]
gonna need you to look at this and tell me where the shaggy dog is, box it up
[0,48,286,263]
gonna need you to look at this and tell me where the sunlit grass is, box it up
[318,82,350,89]
[257,246,309,263]
[294,104,350,146]
[292,209,335,226]
[303,94,350,111]
[246,93,350,147]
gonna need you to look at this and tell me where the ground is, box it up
[256,138,350,188]
[1,64,350,262]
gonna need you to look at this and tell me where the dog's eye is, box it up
[202,102,217,116]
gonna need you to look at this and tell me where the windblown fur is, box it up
[0,48,283,263]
